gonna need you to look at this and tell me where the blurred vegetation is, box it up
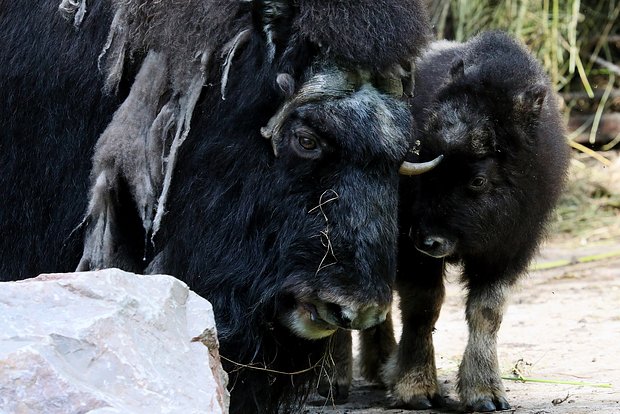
[552,151,620,244]
[425,0,620,95]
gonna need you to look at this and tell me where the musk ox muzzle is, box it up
[414,233,457,258]
[285,298,391,340]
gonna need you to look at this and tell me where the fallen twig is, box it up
[552,393,571,405]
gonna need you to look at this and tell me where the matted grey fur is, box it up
[63,0,249,268]
[77,50,168,271]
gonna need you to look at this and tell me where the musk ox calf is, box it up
[0,0,439,412]
[375,31,571,411]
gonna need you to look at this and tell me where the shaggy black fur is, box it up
[295,0,431,72]
[388,31,571,411]
[0,1,432,412]
[0,0,123,280]
[155,63,413,413]
[405,30,570,285]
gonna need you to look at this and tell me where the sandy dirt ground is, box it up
[304,238,620,414]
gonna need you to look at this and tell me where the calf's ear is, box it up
[514,84,546,118]
[449,58,465,81]
[509,84,548,148]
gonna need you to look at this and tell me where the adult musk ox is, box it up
[0,0,440,412]
[376,31,571,411]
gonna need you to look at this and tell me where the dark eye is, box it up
[291,126,327,159]
[298,135,318,151]
[469,176,487,189]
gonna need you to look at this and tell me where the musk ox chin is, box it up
[0,0,439,412]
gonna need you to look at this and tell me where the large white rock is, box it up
[0,269,229,413]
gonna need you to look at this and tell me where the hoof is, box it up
[390,394,444,411]
[407,396,433,410]
[494,397,511,411]
[465,397,510,412]
[466,399,497,412]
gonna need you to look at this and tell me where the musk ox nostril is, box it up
[416,235,455,258]
[338,302,390,331]
[423,236,443,250]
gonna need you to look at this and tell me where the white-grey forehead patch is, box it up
[436,101,468,145]
[334,84,409,159]
[418,39,458,63]
[264,69,409,159]
[261,68,355,155]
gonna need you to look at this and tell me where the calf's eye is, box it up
[469,176,487,189]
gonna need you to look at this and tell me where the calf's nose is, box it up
[415,234,456,258]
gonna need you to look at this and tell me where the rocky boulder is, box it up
[0,269,229,413]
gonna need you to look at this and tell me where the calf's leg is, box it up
[359,311,396,384]
[458,281,511,412]
[317,312,396,402]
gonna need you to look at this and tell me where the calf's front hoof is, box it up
[388,389,444,410]
[465,396,511,412]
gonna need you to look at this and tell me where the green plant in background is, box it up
[426,0,620,95]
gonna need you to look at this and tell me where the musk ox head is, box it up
[158,63,442,338]
[260,65,434,339]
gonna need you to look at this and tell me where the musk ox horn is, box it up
[399,154,443,175]
[375,63,408,97]
[376,76,404,97]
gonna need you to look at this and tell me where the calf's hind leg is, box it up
[458,281,511,412]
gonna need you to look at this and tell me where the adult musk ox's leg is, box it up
[318,312,396,403]
[318,329,353,403]
[458,281,511,412]
[382,249,445,409]
[360,311,397,383]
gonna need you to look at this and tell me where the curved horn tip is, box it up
[399,154,444,176]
